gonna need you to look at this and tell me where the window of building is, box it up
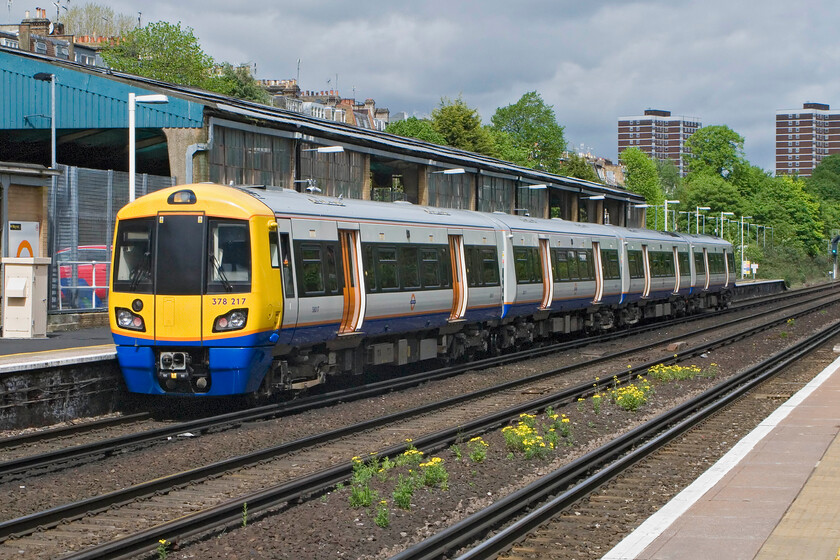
[477,175,514,213]
[209,126,293,188]
[34,41,47,54]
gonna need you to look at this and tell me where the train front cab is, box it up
[110,186,281,396]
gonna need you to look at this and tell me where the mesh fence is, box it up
[49,165,175,312]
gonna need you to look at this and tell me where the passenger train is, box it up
[109,184,735,396]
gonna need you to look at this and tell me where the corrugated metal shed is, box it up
[0,48,204,130]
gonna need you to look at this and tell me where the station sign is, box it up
[7,221,39,258]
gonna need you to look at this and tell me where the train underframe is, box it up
[263,289,731,394]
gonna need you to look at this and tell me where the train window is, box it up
[481,248,500,286]
[421,248,441,288]
[579,250,595,281]
[552,249,570,282]
[726,252,735,274]
[325,245,340,293]
[465,247,478,287]
[678,252,691,277]
[207,220,251,294]
[694,251,706,276]
[602,249,621,280]
[400,246,421,289]
[299,244,325,294]
[627,250,644,279]
[362,244,376,292]
[566,250,580,280]
[113,218,155,293]
[269,233,279,268]
[513,247,540,284]
[377,247,399,290]
[280,234,295,298]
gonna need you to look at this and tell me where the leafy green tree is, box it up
[680,172,745,235]
[490,91,566,172]
[684,125,746,179]
[655,159,681,198]
[806,153,840,203]
[751,175,824,257]
[559,152,600,183]
[209,63,271,104]
[385,117,447,145]
[487,127,529,166]
[101,21,215,88]
[620,147,664,229]
[63,2,134,37]
[430,96,498,157]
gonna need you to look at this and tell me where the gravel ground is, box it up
[145,304,840,560]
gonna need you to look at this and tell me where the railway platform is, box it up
[603,350,840,560]
[0,326,114,372]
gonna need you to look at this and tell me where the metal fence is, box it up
[49,165,175,312]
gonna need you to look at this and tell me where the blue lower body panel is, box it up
[115,344,274,396]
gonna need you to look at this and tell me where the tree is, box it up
[430,96,497,157]
[620,148,664,229]
[209,64,271,104]
[385,117,447,145]
[490,91,566,172]
[684,125,746,179]
[806,153,840,203]
[751,175,823,257]
[680,172,745,234]
[655,159,681,198]
[101,21,215,88]
[559,152,600,183]
[62,2,134,37]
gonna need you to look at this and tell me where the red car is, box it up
[57,245,110,309]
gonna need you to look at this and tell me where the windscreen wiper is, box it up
[212,254,233,292]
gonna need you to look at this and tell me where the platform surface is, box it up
[0,326,115,373]
[603,352,840,560]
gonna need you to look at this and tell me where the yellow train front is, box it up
[109,185,281,396]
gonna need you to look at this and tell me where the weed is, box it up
[392,474,414,510]
[374,500,390,528]
[467,436,488,463]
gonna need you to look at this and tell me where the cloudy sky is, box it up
[9,1,839,171]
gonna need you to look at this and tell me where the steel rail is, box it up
[47,297,840,559]
[0,412,149,450]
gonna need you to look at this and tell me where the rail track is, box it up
[1,284,835,483]
[1,288,837,559]
[393,313,840,560]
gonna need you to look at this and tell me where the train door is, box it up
[539,238,553,309]
[155,213,204,343]
[448,233,468,321]
[724,249,731,287]
[672,247,680,293]
[273,219,298,344]
[642,245,651,298]
[703,248,711,290]
[592,241,604,303]
[339,228,365,333]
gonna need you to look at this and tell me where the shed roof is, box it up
[0,46,641,201]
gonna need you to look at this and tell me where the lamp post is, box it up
[33,73,56,170]
[719,211,735,237]
[664,200,679,231]
[695,206,710,235]
[128,93,169,201]
[740,215,752,279]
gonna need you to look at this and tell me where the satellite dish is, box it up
[48,23,54,34]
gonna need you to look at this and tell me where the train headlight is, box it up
[115,307,146,332]
[213,308,248,332]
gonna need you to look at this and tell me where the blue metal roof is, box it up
[0,48,204,130]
